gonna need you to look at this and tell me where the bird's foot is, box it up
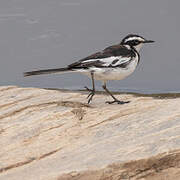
[105,100,130,104]
[84,86,95,104]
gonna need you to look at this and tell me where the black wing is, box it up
[68,44,136,69]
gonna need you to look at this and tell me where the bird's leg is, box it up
[84,72,95,104]
[102,82,130,104]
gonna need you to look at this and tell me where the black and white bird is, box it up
[24,34,154,104]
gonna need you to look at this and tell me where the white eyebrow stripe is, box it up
[125,37,144,42]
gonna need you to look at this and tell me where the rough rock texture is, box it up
[59,149,180,180]
[0,86,180,180]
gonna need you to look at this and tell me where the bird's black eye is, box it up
[130,40,140,46]
[134,40,140,45]
[123,39,141,46]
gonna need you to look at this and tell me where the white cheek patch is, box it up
[134,43,143,52]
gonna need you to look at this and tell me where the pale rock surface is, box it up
[0,86,180,180]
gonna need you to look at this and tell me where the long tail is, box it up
[24,67,70,77]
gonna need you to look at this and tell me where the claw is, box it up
[84,86,95,104]
[105,100,130,104]
[87,91,95,104]
[84,86,91,91]
[87,92,93,99]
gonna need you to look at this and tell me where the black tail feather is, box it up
[24,67,69,77]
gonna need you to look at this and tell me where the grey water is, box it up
[0,0,180,93]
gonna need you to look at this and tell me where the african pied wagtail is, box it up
[24,34,154,104]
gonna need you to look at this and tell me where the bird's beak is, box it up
[143,40,155,43]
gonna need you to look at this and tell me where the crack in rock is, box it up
[0,147,62,174]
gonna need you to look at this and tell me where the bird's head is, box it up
[120,34,154,52]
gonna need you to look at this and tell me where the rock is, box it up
[0,86,180,180]
[59,149,180,180]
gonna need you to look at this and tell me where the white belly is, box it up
[79,57,139,81]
